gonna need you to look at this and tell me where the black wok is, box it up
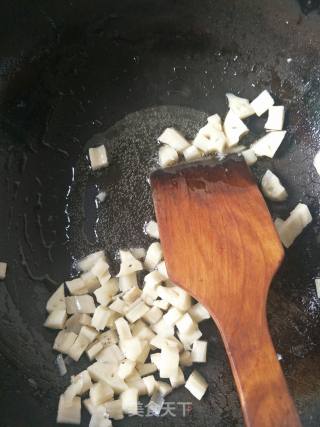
[0,0,320,426]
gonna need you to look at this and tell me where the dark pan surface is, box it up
[0,0,320,425]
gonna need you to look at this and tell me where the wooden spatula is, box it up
[150,158,301,427]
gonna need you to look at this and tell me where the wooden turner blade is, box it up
[150,158,301,427]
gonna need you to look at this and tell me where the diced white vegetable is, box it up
[71,370,92,395]
[157,285,191,311]
[152,319,174,337]
[98,329,118,346]
[136,340,150,364]
[82,398,97,416]
[145,220,160,239]
[129,247,146,260]
[46,284,65,312]
[44,309,67,330]
[156,261,168,279]
[189,302,210,323]
[56,354,67,376]
[191,340,207,363]
[241,149,257,166]
[68,335,90,361]
[150,353,161,370]
[131,321,155,342]
[0,262,7,280]
[265,106,285,131]
[88,362,118,383]
[66,277,87,295]
[86,341,104,361]
[170,367,185,388]
[93,288,112,307]
[261,170,288,202]
[117,250,143,277]
[185,370,208,400]
[150,335,182,352]
[89,406,111,427]
[223,110,249,147]
[109,298,127,315]
[103,374,128,395]
[183,145,203,161]
[57,395,81,425]
[64,380,83,406]
[137,363,157,377]
[142,306,163,324]
[92,306,110,331]
[176,313,196,334]
[118,273,138,292]
[118,359,136,379]
[144,242,163,271]
[54,330,78,354]
[81,271,100,293]
[158,145,179,167]
[226,93,255,119]
[315,278,320,298]
[65,313,92,334]
[89,145,108,171]
[115,317,132,341]
[158,127,190,153]
[122,337,143,362]
[163,307,183,326]
[274,218,284,233]
[79,326,99,343]
[250,90,274,116]
[157,381,172,397]
[91,258,110,281]
[193,128,226,154]
[313,150,320,175]
[143,375,157,396]
[121,387,138,415]
[96,344,124,364]
[66,295,96,314]
[251,131,286,158]
[277,203,312,248]
[105,400,124,420]
[178,328,202,347]
[90,382,114,406]
[159,343,179,378]
[144,270,165,287]
[224,144,246,154]
[153,299,170,311]
[126,301,150,323]
[77,251,105,272]
[207,114,223,130]
[123,287,142,304]
[180,350,193,367]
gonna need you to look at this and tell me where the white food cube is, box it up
[183,145,203,161]
[96,344,124,364]
[169,367,185,388]
[176,313,196,334]
[193,129,226,154]
[226,93,255,119]
[152,319,174,337]
[125,301,150,323]
[191,340,208,363]
[143,375,157,396]
[315,278,320,298]
[185,370,208,400]
[313,150,320,175]
[223,110,249,147]
[163,307,183,326]
[105,400,124,420]
[68,335,90,361]
[145,220,160,239]
[0,262,7,280]
[93,286,112,307]
[137,363,157,377]
[241,149,257,166]
[86,341,104,361]
[53,330,78,354]
[122,337,143,362]
[158,127,190,152]
[79,325,99,343]
[188,302,210,323]
[143,306,163,324]
[157,381,173,397]
[144,242,163,271]
[123,286,142,304]
[178,328,202,347]
[158,145,179,167]
[265,106,285,131]
[115,317,132,341]
[66,277,87,295]
[153,299,170,311]
[274,218,284,233]
[77,251,105,272]
[120,387,139,415]
[72,370,92,395]
[89,145,108,171]
[277,203,312,248]
[57,395,81,425]
[251,131,286,158]
[117,250,143,277]
[156,261,168,279]
[261,170,288,201]
[129,247,146,260]
[207,114,223,130]
[89,382,114,406]
[91,306,110,331]
[46,284,65,312]
[98,329,118,346]
[91,258,110,280]
[109,298,127,314]
[65,295,96,314]
[250,90,275,116]
[118,359,136,379]
[44,309,67,329]
[180,350,193,367]
[119,273,138,292]
[80,271,100,293]
[159,343,179,378]
[87,361,118,382]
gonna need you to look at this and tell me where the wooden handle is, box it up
[217,313,301,427]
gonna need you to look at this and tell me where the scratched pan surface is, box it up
[0,0,320,425]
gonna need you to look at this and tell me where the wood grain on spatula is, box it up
[150,158,301,427]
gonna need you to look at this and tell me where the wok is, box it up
[0,0,319,426]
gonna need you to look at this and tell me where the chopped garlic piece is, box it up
[223,110,249,147]
[158,127,190,153]
[44,309,67,330]
[144,242,163,271]
[315,278,320,298]
[185,370,208,400]
[250,90,274,116]
[277,203,312,248]
[191,340,207,363]
[251,131,286,158]
[89,145,108,171]
[241,149,257,166]
[57,395,81,425]
[0,262,7,280]
[183,145,203,161]
[265,106,285,131]
[158,145,179,167]
[261,170,288,201]
[145,220,160,239]
[226,93,255,119]
[313,150,320,175]
[46,284,65,312]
